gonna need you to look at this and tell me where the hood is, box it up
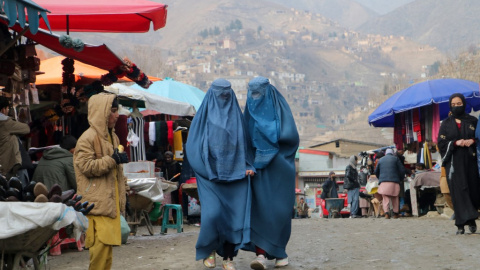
[87,93,116,140]
[42,147,73,160]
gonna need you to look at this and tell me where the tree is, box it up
[235,19,242,30]
[314,106,322,120]
[214,26,221,35]
[199,29,208,38]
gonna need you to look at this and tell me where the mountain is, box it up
[266,0,377,29]
[353,0,414,15]
[357,0,480,52]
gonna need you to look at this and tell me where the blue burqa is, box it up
[243,76,299,259]
[186,79,254,260]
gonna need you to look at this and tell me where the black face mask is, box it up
[451,106,465,118]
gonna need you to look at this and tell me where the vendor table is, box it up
[0,202,88,270]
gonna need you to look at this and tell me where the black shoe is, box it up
[469,225,477,234]
[456,227,465,235]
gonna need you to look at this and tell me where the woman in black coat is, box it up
[437,93,480,235]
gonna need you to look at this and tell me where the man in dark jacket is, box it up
[374,148,405,219]
[321,171,339,199]
[32,135,77,191]
[344,155,360,218]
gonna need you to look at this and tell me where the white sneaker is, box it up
[275,257,289,268]
[250,254,267,270]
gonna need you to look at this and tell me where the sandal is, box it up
[222,259,236,270]
[275,257,289,268]
[203,251,216,268]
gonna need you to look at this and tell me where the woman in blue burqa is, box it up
[243,77,299,269]
[186,79,255,270]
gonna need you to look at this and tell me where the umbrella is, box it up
[105,83,196,116]
[368,78,480,127]
[131,78,206,111]
[33,0,167,33]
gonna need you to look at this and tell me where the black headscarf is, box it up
[449,93,468,119]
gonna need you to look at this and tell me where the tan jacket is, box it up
[74,93,127,218]
[0,114,30,175]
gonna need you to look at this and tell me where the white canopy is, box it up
[104,83,196,116]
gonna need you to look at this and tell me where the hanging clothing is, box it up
[242,76,300,260]
[129,117,146,161]
[432,103,440,144]
[186,79,254,261]
[149,121,156,146]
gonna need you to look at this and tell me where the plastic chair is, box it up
[49,231,84,256]
[161,204,183,234]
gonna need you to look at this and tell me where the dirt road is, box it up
[48,214,480,269]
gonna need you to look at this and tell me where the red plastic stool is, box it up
[49,228,85,256]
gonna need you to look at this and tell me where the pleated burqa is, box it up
[186,79,254,260]
[243,77,299,259]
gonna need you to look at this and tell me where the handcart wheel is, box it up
[142,210,155,235]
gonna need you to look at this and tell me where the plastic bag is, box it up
[120,214,130,244]
[127,128,140,147]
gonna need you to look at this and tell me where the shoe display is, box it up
[49,194,63,203]
[34,194,48,203]
[275,257,289,268]
[8,177,22,192]
[222,259,236,270]
[0,174,7,190]
[203,251,216,268]
[33,182,48,197]
[48,184,62,199]
[61,189,75,202]
[250,254,267,270]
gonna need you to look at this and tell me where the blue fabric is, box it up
[243,77,299,259]
[185,78,253,260]
[186,78,253,182]
[368,78,480,127]
[347,188,360,216]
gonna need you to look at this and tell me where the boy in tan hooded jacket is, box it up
[74,93,129,269]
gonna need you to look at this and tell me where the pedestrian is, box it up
[374,148,405,219]
[438,93,480,235]
[344,155,361,218]
[0,96,30,182]
[186,79,255,270]
[358,166,368,186]
[297,197,309,218]
[32,135,77,191]
[73,93,129,269]
[321,171,339,199]
[240,76,299,270]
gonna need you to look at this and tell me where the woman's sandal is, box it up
[203,251,216,268]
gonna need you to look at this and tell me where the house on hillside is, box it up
[297,139,387,209]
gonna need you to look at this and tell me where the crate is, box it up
[123,161,155,179]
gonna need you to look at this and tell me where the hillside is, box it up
[266,0,377,29]
[357,0,480,53]
[63,0,447,146]
[353,0,414,15]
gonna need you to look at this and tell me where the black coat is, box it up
[344,165,360,190]
[438,114,480,226]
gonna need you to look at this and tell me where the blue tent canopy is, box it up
[131,78,206,111]
[368,78,480,127]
